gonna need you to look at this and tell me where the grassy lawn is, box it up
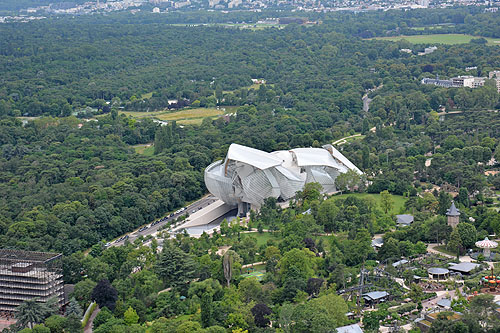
[434,245,458,257]
[155,108,224,121]
[331,193,406,214]
[140,92,153,100]
[119,106,238,125]
[344,135,365,143]
[119,110,166,118]
[132,144,154,156]
[242,232,279,247]
[369,34,500,45]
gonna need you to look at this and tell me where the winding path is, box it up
[83,306,100,333]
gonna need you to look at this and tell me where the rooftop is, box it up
[428,267,449,275]
[446,201,460,216]
[393,259,409,267]
[0,249,61,263]
[437,298,452,308]
[336,324,363,333]
[363,291,389,301]
[226,143,283,170]
[448,262,480,273]
[396,214,414,225]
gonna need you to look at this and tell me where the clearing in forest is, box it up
[370,34,500,45]
[119,107,237,125]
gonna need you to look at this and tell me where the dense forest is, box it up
[0,8,500,118]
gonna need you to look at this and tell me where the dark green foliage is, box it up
[92,280,118,311]
[155,241,197,290]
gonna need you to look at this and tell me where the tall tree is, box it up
[380,190,394,214]
[457,223,477,249]
[438,191,452,215]
[155,241,197,290]
[223,251,233,287]
[91,279,118,311]
[16,299,47,329]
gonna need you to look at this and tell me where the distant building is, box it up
[418,46,437,56]
[446,201,460,228]
[371,237,383,250]
[490,71,500,93]
[452,75,485,88]
[251,78,266,84]
[422,75,486,89]
[448,262,480,275]
[362,291,389,306]
[465,66,477,72]
[392,259,409,268]
[421,77,455,88]
[396,214,414,227]
[428,267,450,280]
[0,249,63,314]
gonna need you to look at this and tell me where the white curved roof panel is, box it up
[291,148,343,169]
[325,144,363,174]
[227,143,283,170]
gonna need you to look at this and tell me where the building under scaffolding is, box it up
[0,249,63,313]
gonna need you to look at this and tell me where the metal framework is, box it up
[0,249,63,313]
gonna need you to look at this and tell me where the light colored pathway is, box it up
[83,306,100,333]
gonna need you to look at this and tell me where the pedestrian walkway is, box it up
[83,306,100,333]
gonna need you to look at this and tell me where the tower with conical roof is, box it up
[446,201,460,228]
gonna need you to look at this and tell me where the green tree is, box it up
[93,307,114,328]
[278,248,316,283]
[66,298,83,318]
[44,315,67,333]
[438,191,452,215]
[380,190,394,214]
[16,299,47,329]
[457,188,469,208]
[409,283,424,302]
[155,241,197,290]
[71,279,97,308]
[457,223,477,249]
[238,277,262,303]
[447,228,462,258]
[123,307,139,325]
[91,279,118,311]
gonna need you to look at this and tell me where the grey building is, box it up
[0,249,63,314]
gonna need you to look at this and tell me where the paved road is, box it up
[110,195,218,247]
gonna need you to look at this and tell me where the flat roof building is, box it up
[0,249,63,313]
[448,262,480,274]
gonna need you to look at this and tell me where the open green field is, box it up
[132,144,154,156]
[370,34,500,45]
[119,107,237,125]
[242,232,278,247]
[331,193,406,214]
